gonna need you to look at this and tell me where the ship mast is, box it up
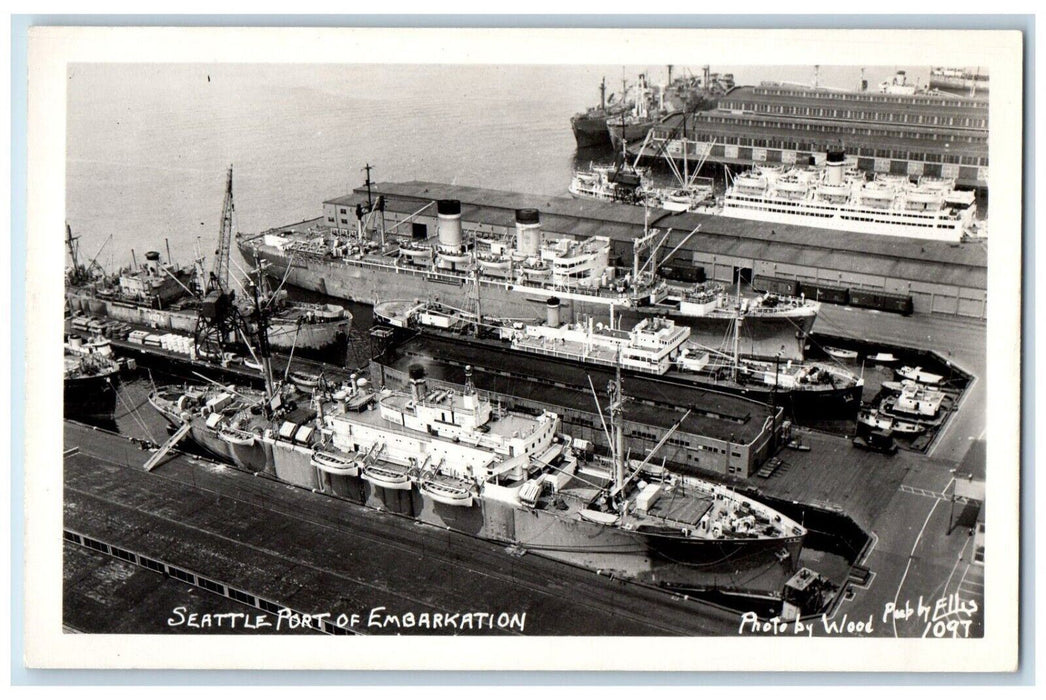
[210,165,235,294]
[733,274,742,382]
[609,355,626,508]
[599,76,606,111]
[65,223,84,283]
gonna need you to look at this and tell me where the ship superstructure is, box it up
[721,149,980,242]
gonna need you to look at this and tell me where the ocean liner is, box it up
[149,361,807,595]
[238,197,818,361]
[720,149,980,242]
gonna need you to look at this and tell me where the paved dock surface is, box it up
[64,421,740,636]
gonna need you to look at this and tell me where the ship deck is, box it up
[62,421,741,636]
[385,333,776,445]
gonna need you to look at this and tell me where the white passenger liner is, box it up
[721,150,980,243]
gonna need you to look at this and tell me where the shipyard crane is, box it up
[210,165,236,294]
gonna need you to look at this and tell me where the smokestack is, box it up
[515,209,541,256]
[462,365,479,410]
[408,365,427,402]
[546,297,561,328]
[826,149,845,186]
[436,199,463,253]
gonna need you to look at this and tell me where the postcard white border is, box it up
[25,26,1023,671]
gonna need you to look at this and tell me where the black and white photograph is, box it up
[22,25,1023,672]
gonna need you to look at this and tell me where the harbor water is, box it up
[67,63,947,269]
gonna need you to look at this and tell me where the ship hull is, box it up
[66,288,348,352]
[267,436,805,594]
[608,120,657,149]
[149,394,804,598]
[241,243,813,360]
[65,372,119,420]
[571,115,612,148]
[720,201,967,243]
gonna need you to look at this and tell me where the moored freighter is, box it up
[238,197,818,361]
[149,364,807,596]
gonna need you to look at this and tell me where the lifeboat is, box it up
[219,426,257,446]
[289,371,321,389]
[398,243,432,259]
[438,251,471,265]
[311,450,360,477]
[522,262,551,279]
[420,477,474,507]
[476,254,511,270]
[361,463,413,490]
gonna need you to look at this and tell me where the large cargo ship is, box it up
[929,67,989,96]
[374,298,863,422]
[572,67,734,150]
[65,172,351,357]
[720,149,981,242]
[238,198,818,361]
[149,364,806,597]
[65,258,351,354]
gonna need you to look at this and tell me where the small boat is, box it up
[825,346,859,361]
[869,352,898,364]
[311,450,360,477]
[218,426,257,446]
[880,380,909,394]
[289,371,321,389]
[360,463,413,490]
[419,477,475,507]
[244,357,263,371]
[858,408,894,431]
[891,421,926,435]
[896,366,944,385]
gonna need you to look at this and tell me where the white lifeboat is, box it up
[361,463,413,490]
[311,450,360,477]
[420,477,475,507]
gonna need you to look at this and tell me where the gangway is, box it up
[143,421,192,472]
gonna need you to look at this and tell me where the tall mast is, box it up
[65,223,83,282]
[363,162,374,210]
[599,76,606,111]
[610,353,626,503]
[211,165,235,294]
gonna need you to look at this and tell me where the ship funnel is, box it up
[408,365,427,402]
[145,251,161,263]
[515,209,541,256]
[825,149,845,186]
[546,297,561,327]
[436,199,463,253]
[462,365,479,410]
[68,334,83,348]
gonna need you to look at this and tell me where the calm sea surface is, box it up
[67,64,935,269]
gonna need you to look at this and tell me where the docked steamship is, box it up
[149,362,807,597]
[238,196,818,361]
